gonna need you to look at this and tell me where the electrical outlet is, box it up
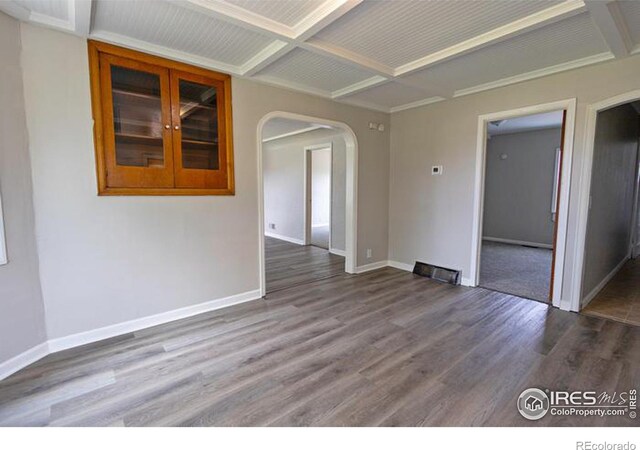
[431,165,443,175]
[268,223,276,230]
[366,249,372,259]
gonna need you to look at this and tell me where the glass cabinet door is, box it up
[170,70,229,189]
[99,53,174,188]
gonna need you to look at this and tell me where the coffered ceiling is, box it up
[2,0,638,113]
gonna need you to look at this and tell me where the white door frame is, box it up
[571,89,640,311]
[470,98,577,309]
[257,112,358,297]
[304,143,333,249]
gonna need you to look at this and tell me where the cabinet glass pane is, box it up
[111,66,164,168]
[179,80,219,170]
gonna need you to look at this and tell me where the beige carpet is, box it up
[479,240,552,302]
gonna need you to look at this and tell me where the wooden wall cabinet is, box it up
[88,41,234,195]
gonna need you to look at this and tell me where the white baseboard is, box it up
[0,342,49,381]
[265,231,304,245]
[329,247,346,257]
[483,236,553,249]
[461,277,474,287]
[48,289,262,353]
[581,254,630,309]
[387,260,413,272]
[0,289,262,381]
[355,260,389,273]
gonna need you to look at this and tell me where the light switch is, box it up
[431,165,443,175]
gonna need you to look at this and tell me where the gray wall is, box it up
[483,128,562,246]
[0,13,47,363]
[20,23,389,340]
[582,104,639,301]
[389,51,640,302]
[263,128,346,250]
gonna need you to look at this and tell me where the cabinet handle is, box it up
[174,125,180,130]
[164,124,170,129]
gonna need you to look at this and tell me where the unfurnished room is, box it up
[0,0,640,445]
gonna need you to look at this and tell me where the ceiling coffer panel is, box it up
[398,13,610,94]
[312,0,565,68]
[223,0,327,27]
[92,0,275,67]
[255,48,378,93]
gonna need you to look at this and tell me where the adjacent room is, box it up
[581,101,640,326]
[261,117,347,293]
[479,111,564,302]
[2,0,640,431]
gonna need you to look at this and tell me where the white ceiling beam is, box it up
[585,0,632,58]
[331,76,390,99]
[240,41,294,76]
[394,0,587,77]
[294,0,363,41]
[0,1,31,21]
[263,125,325,143]
[178,0,389,77]
[72,0,93,37]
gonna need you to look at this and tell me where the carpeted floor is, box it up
[479,240,553,302]
[311,225,330,249]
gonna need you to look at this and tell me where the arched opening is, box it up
[257,112,358,297]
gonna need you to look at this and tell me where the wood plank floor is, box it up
[265,236,344,294]
[583,258,640,326]
[0,266,638,426]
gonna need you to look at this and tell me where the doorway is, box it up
[470,99,576,308]
[258,112,358,296]
[306,145,332,250]
[578,100,640,325]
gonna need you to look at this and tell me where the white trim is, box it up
[262,125,324,143]
[389,97,445,113]
[581,253,630,309]
[332,76,390,99]
[354,260,388,273]
[571,89,640,313]
[482,236,553,250]
[264,231,305,245]
[470,98,577,311]
[387,260,413,272]
[240,41,294,77]
[258,112,358,297]
[48,289,261,353]
[0,191,7,265]
[294,0,364,41]
[0,342,49,381]
[72,0,93,37]
[461,277,474,287]
[329,247,346,257]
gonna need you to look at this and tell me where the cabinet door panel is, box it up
[170,70,230,189]
[100,54,174,188]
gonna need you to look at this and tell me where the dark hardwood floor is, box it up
[265,236,344,293]
[0,264,638,426]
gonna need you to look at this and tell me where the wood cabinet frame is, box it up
[88,40,235,196]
